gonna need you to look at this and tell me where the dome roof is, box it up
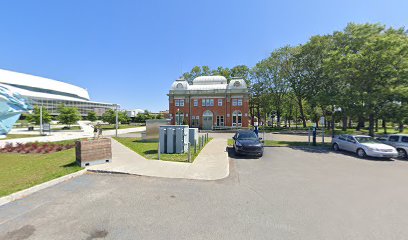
[193,76,227,85]
[228,78,247,89]
[170,78,189,90]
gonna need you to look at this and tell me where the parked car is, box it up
[232,130,264,157]
[376,134,408,159]
[332,134,398,159]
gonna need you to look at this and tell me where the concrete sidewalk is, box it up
[87,138,229,180]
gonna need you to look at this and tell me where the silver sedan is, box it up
[332,135,398,159]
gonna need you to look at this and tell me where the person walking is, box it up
[98,124,103,138]
[93,124,98,138]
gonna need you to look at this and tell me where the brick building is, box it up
[168,76,249,130]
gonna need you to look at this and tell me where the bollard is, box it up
[206,133,209,143]
[322,127,325,144]
[194,140,197,154]
[188,142,191,163]
[312,127,317,146]
[201,135,204,149]
[158,140,161,160]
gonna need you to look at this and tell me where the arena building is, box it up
[168,76,249,130]
[0,69,116,116]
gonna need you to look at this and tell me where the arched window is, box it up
[232,111,242,127]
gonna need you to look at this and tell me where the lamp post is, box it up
[40,105,43,135]
[115,104,119,137]
[331,106,342,138]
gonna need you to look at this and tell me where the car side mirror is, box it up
[232,136,236,140]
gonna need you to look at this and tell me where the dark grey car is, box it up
[233,130,264,157]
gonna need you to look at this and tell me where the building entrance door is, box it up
[202,110,213,130]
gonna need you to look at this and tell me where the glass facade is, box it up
[28,97,116,116]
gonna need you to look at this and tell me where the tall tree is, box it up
[26,106,52,125]
[87,111,97,122]
[252,47,290,127]
[329,23,408,136]
[57,105,81,127]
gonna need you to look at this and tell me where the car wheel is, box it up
[332,143,340,151]
[397,149,407,159]
[357,148,366,158]
[234,148,240,156]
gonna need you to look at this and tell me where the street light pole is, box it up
[115,104,119,137]
[40,105,43,135]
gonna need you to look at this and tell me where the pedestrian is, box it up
[93,124,98,138]
[253,121,259,137]
[98,125,103,138]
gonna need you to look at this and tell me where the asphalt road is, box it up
[1,147,408,240]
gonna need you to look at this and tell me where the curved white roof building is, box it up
[0,69,115,116]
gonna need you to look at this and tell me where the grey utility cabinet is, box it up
[189,128,199,146]
[159,125,189,154]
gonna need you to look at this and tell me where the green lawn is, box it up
[53,126,82,131]
[3,134,40,140]
[227,139,331,148]
[0,148,83,197]
[114,137,211,162]
[100,124,140,130]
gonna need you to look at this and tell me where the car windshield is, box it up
[237,132,258,140]
[355,136,381,144]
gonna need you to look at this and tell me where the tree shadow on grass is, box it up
[62,161,79,168]
[143,150,157,155]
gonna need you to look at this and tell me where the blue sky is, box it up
[0,0,407,112]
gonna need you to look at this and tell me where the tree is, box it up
[102,109,116,124]
[231,65,250,81]
[87,111,97,122]
[277,46,310,127]
[102,109,131,124]
[252,47,291,127]
[135,113,146,123]
[26,106,52,125]
[328,23,408,136]
[57,105,81,127]
[119,111,131,124]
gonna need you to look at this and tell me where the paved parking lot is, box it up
[1,145,408,240]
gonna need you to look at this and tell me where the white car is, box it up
[377,134,408,159]
[332,135,398,159]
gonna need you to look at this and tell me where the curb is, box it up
[0,169,87,207]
